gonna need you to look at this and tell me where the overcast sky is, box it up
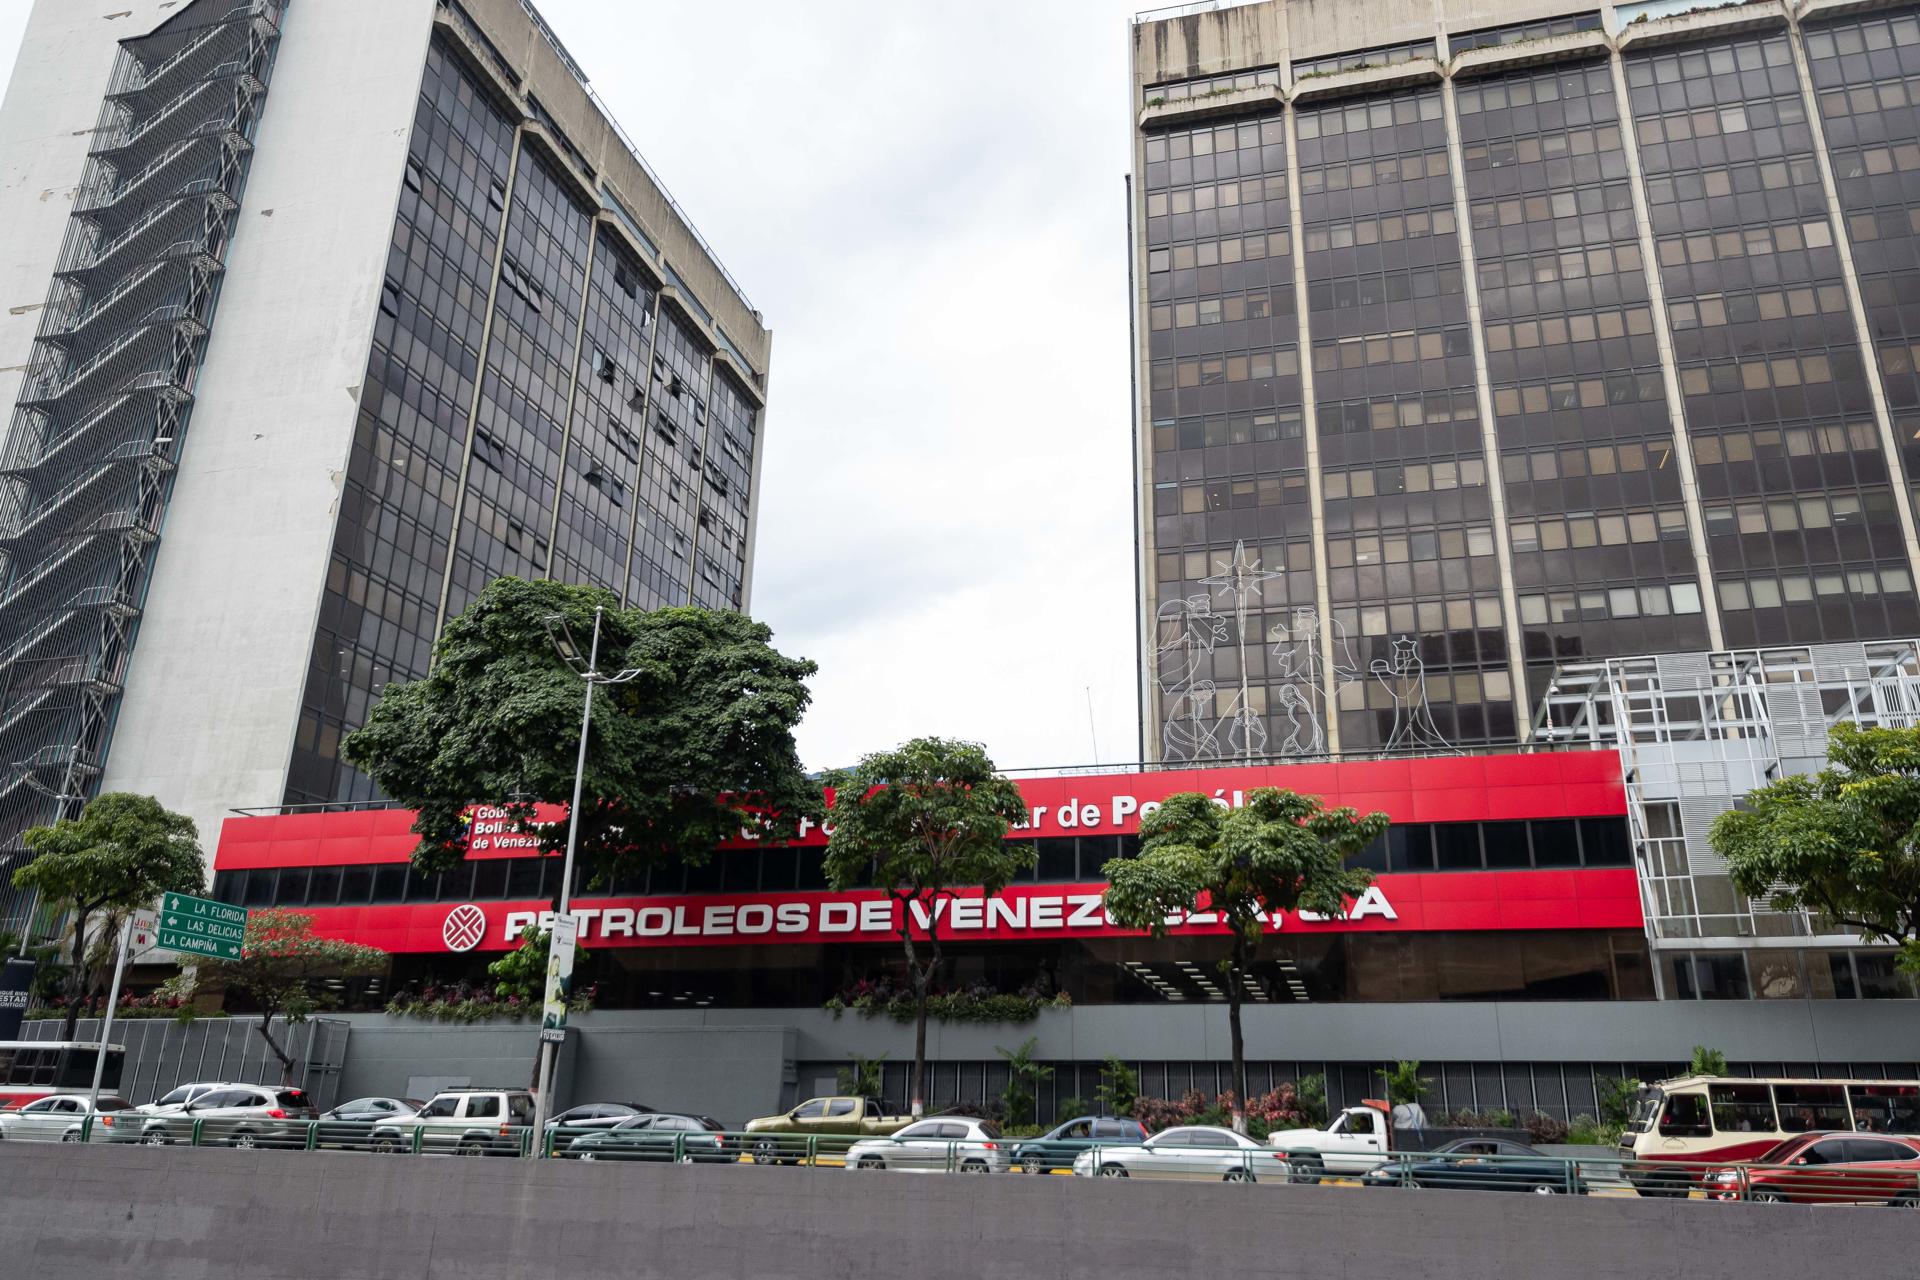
[0,0,1151,775]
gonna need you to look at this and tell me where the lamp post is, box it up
[530,605,641,1151]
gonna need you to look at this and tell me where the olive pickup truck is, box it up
[1266,1100,1402,1181]
[742,1096,914,1163]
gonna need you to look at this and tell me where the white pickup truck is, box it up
[1266,1100,1404,1180]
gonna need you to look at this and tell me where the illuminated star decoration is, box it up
[1202,540,1284,759]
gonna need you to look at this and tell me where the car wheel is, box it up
[140,1131,168,1146]
[371,1136,399,1154]
[1223,1169,1253,1183]
[1288,1154,1324,1186]
[960,1159,989,1174]
[857,1156,885,1171]
[1891,1193,1919,1210]
[1097,1164,1128,1178]
[229,1131,258,1150]
[61,1131,80,1143]
[1022,1155,1045,1176]
[457,1140,487,1158]
[751,1138,783,1166]
[1530,1184,1559,1196]
[577,1150,596,1162]
[1750,1191,1787,1204]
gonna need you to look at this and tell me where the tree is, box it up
[10,792,203,1039]
[1103,788,1388,1132]
[1710,722,1920,974]
[1690,1045,1729,1078]
[343,578,823,886]
[996,1037,1054,1127]
[822,737,1031,1116]
[1094,1056,1139,1119]
[486,926,588,1002]
[182,910,386,1084]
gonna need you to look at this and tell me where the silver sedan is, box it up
[845,1117,1011,1173]
[1072,1125,1292,1182]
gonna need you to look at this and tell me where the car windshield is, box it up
[155,1087,192,1106]
[98,1097,134,1112]
[978,1121,1002,1139]
[614,1116,655,1131]
[1626,1088,1663,1134]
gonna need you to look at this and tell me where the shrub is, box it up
[1095,1057,1139,1118]
[822,977,1070,1025]
[1523,1111,1570,1145]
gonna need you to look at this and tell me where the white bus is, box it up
[1620,1074,1920,1195]
[0,1041,127,1110]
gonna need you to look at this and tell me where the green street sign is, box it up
[156,893,248,961]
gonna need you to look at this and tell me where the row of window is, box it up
[1144,66,1281,106]
[1149,287,1292,331]
[1461,123,1621,172]
[1475,241,1644,291]
[1703,489,1898,537]
[1318,388,1481,434]
[1510,505,1689,554]
[1322,455,1487,500]
[1491,372,1665,418]
[1145,173,1288,218]
[1455,62,1614,117]
[1692,420,1882,466]
[1633,95,1808,148]
[1152,347,1299,389]
[1149,409,1302,454]
[1718,566,1915,611]
[1304,206,1456,253]
[1657,218,1836,267]
[1518,583,1706,627]
[1146,231,1291,273]
[1450,13,1601,58]
[1325,525,1496,569]
[1299,147,1450,194]
[1678,349,1862,398]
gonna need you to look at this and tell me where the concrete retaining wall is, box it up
[2,1143,1914,1280]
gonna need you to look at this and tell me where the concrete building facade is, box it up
[0,0,771,901]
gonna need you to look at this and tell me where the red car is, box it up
[1706,1132,1920,1207]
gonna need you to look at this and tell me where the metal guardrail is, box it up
[7,1118,1918,1206]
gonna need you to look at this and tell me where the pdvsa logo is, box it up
[442,903,487,952]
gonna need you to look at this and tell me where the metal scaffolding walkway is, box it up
[0,0,287,892]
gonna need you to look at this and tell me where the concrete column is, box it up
[433,127,525,642]
[1438,78,1533,739]
[1283,102,1342,755]
[1603,46,1728,650]
[1783,16,1920,578]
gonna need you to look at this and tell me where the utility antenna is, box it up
[1085,686,1100,765]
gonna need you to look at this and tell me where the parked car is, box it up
[368,1087,536,1156]
[1360,1137,1587,1194]
[133,1085,318,1148]
[1010,1115,1147,1174]
[1705,1132,1920,1206]
[137,1081,241,1116]
[1072,1125,1291,1182]
[316,1097,425,1149]
[845,1117,1009,1173]
[1266,1100,1401,1181]
[566,1113,733,1163]
[0,1093,136,1142]
[545,1101,654,1154]
[742,1095,914,1164]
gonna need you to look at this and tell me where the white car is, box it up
[0,1093,137,1142]
[137,1081,247,1116]
[844,1117,1009,1173]
[1072,1125,1292,1182]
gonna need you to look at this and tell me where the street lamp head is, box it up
[541,613,586,670]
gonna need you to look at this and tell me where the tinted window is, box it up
[1578,818,1631,866]
[938,1123,970,1139]
[1189,1130,1236,1148]
[1804,1139,1851,1165]
[508,1096,534,1125]
[978,1121,1002,1139]
[1063,1121,1093,1139]
[156,1087,192,1106]
[1151,1130,1189,1147]
[613,1116,655,1131]
[1709,1083,1775,1134]
[1435,824,1482,870]
[465,1096,500,1119]
[1530,819,1581,867]
[1848,1085,1920,1135]
[1776,1084,1848,1132]
[418,1097,460,1118]
[99,1097,133,1112]
[792,1100,826,1120]
[1660,1094,1710,1137]
[825,1099,858,1118]
[894,1122,940,1140]
[1846,1138,1912,1162]
[276,1090,310,1110]
[1481,821,1531,868]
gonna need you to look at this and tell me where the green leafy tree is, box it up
[343,578,823,885]
[485,926,589,1002]
[1597,1075,1642,1128]
[176,910,386,1083]
[1690,1045,1729,1078]
[996,1037,1054,1127]
[1297,1072,1329,1127]
[11,792,203,1039]
[1094,1056,1139,1118]
[836,1053,889,1101]
[822,737,1031,1115]
[1386,1059,1432,1106]
[1103,788,1388,1131]
[1710,722,1920,973]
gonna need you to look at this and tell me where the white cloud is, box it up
[536,0,1149,771]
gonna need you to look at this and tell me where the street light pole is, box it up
[530,605,642,1152]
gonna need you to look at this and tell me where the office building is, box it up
[0,0,771,898]
[1130,0,1920,988]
